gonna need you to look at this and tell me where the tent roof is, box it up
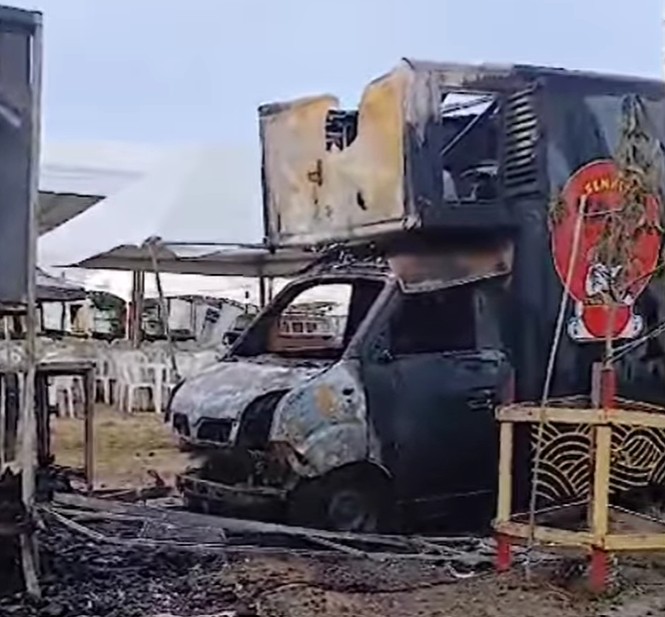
[36,268,87,302]
[40,141,162,195]
[37,191,103,235]
[69,243,319,278]
[37,140,165,235]
[38,145,264,269]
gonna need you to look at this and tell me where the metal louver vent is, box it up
[504,88,541,196]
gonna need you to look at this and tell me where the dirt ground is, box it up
[226,557,601,617]
[52,406,192,488]
[46,410,665,617]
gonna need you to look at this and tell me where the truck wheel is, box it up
[288,467,388,533]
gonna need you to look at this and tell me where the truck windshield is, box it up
[233,278,384,360]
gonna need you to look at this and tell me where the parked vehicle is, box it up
[170,60,665,531]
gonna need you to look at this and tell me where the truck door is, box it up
[362,282,509,526]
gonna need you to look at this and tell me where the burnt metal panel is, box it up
[259,69,408,247]
[260,58,665,247]
[0,8,40,305]
[388,243,513,294]
[503,87,542,197]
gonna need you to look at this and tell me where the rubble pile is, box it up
[0,528,252,617]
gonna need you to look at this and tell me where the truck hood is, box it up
[170,355,331,428]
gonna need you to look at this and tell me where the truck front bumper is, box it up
[176,471,288,518]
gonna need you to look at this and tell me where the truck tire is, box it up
[288,466,390,533]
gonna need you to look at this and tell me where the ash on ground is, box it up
[0,528,245,617]
[0,526,490,617]
[6,526,665,617]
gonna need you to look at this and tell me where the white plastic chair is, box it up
[49,375,81,418]
[114,351,162,413]
[95,347,115,405]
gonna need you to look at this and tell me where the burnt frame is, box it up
[230,271,389,361]
[403,59,665,232]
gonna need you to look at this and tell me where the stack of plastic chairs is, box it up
[113,349,163,413]
[42,339,84,418]
[94,343,115,405]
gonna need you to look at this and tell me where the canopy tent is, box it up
[37,191,102,235]
[68,243,319,278]
[37,140,159,235]
[36,268,87,302]
[38,145,264,270]
[71,242,320,333]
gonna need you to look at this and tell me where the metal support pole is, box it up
[147,242,179,386]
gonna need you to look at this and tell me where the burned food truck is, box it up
[170,59,665,532]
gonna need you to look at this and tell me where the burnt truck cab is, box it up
[171,250,513,530]
[172,59,665,531]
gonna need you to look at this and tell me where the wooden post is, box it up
[588,362,615,593]
[84,367,95,493]
[129,270,145,348]
[259,274,267,309]
[19,13,43,598]
[127,272,136,343]
[497,422,514,522]
[4,373,19,462]
[0,369,4,469]
[267,277,275,303]
[34,373,49,467]
[495,420,514,572]
[0,316,9,466]
[591,425,611,532]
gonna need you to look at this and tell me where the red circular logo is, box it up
[550,160,661,341]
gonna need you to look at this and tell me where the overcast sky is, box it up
[10,0,665,149]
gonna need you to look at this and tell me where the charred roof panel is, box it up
[259,59,665,248]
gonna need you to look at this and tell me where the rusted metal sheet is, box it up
[260,69,408,247]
